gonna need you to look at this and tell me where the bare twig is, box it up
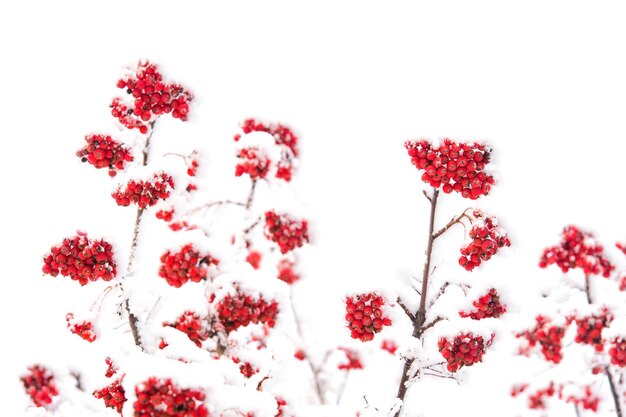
[419,317,444,335]
[185,200,246,217]
[246,179,258,210]
[432,208,471,240]
[397,298,415,320]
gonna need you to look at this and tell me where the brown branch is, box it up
[394,189,440,416]
[397,298,415,321]
[418,317,444,337]
[185,200,246,217]
[246,179,258,210]
[243,215,263,235]
[432,208,471,240]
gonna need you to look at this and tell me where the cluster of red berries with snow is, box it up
[404,139,494,199]
[526,383,556,410]
[94,377,126,415]
[42,232,117,285]
[76,134,133,177]
[438,333,491,372]
[105,357,118,378]
[459,211,510,271]
[21,365,59,407]
[345,293,392,342]
[564,385,600,412]
[381,339,398,354]
[66,313,97,342]
[237,118,299,156]
[574,310,612,352]
[156,208,175,222]
[608,337,626,367]
[213,289,279,333]
[235,147,271,180]
[111,60,193,134]
[112,172,175,208]
[187,159,199,176]
[246,250,262,270]
[264,211,309,254]
[338,347,364,370]
[539,225,614,277]
[460,288,506,320]
[232,357,258,378]
[277,259,300,284]
[133,378,208,417]
[517,315,565,363]
[163,311,209,347]
[159,244,218,288]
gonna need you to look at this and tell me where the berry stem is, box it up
[394,188,440,416]
[245,179,257,210]
[583,274,623,417]
[432,208,470,239]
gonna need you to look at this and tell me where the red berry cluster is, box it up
[187,159,199,176]
[277,259,300,284]
[338,347,364,370]
[459,212,510,271]
[564,386,599,412]
[238,118,299,156]
[404,139,494,199]
[112,172,175,208]
[214,290,279,333]
[66,312,97,342]
[21,365,59,407]
[77,134,134,177]
[133,378,208,417]
[94,378,126,415]
[156,208,175,222]
[159,244,218,288]
[539,226,615,277]
[609,337,626,366]
[517,316,565,363]
[460,288,506,320]
[574,310,612,351]
[264,211,309,254]
[235,147,271,180]
[246,250,262,270]
[232,357,258,378]
[112,60,193,134]
[438,333,491,372]
[381,339,398,354]
[105,357,118,378]
[345,293,392,342]
[275,397,288,417]
[42,232,117,285]
[527,383,556,410]
[163,311,209,347]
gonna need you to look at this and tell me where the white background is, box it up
[2,1,626,416]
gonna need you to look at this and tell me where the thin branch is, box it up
[246,179,258,210]
[185,200,246,217]
[418,317,444,336]
[432,208,471,240]
[243,215,263,235]
[422,189,432,202]
[397,298,415,321]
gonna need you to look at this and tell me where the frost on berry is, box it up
[517,316,565,363]
[246,250,262,270]
[264,211,309,254]
[232,357,258,378]
[77,134,134,177]
[459,211,510,271]
[235,147,271,180]
[21,365,59,408]
[159,244,219,288]
[608,337,626,366]
[277,259,300,284]
[111,60,193,134]
[42,231,117,285]
[238,118,299,156]
[105,357,118,378]
[163,311,209,347]
[338,347,364,370]
[133,378,208,417]
[112,172,175,208]
[539,226,614,277]
[213,288,279,333]
[459,288,506,320]
[574,309,612,352]
[66,312,97,342]
[404,139,494,199]
[345,292,392,342]
[94,377,126,415]
[438,333,492,372]
[381,339,398,354]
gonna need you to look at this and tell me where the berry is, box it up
[163,311,209,347]
[264,211,309,254]
[438,333,491,372]
[94,377,126,415]
[404,139,494,199]
[66,312,97,342]
[526,383,556,410]
[42,231,116,285]
[77,134,133,176]
[239,118,299,156]
[617,242,626,256]
[21,365,59,408]
[277,259,300,284]
[133,378,208,417]
[345,292,392,342]
[105,357,118,378]
[338,347,363,370]
[246,251,262,270]
[517,316,565,364]
[187,159,199,176]
[235,147,271,180]
[459,288,506,320]
[112,172,174,208]
[159,244,219,288]
[294,349,306,360]
[381,339,398,354]
[111,60,193,133]
[232,357,258,378]
[214,289,279,333]
[609,337,626,366]
[574,309,612,351]
[564,385,599,412]
[156,208,175,222]
[539,226,614,278]
[458,211,510,271]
